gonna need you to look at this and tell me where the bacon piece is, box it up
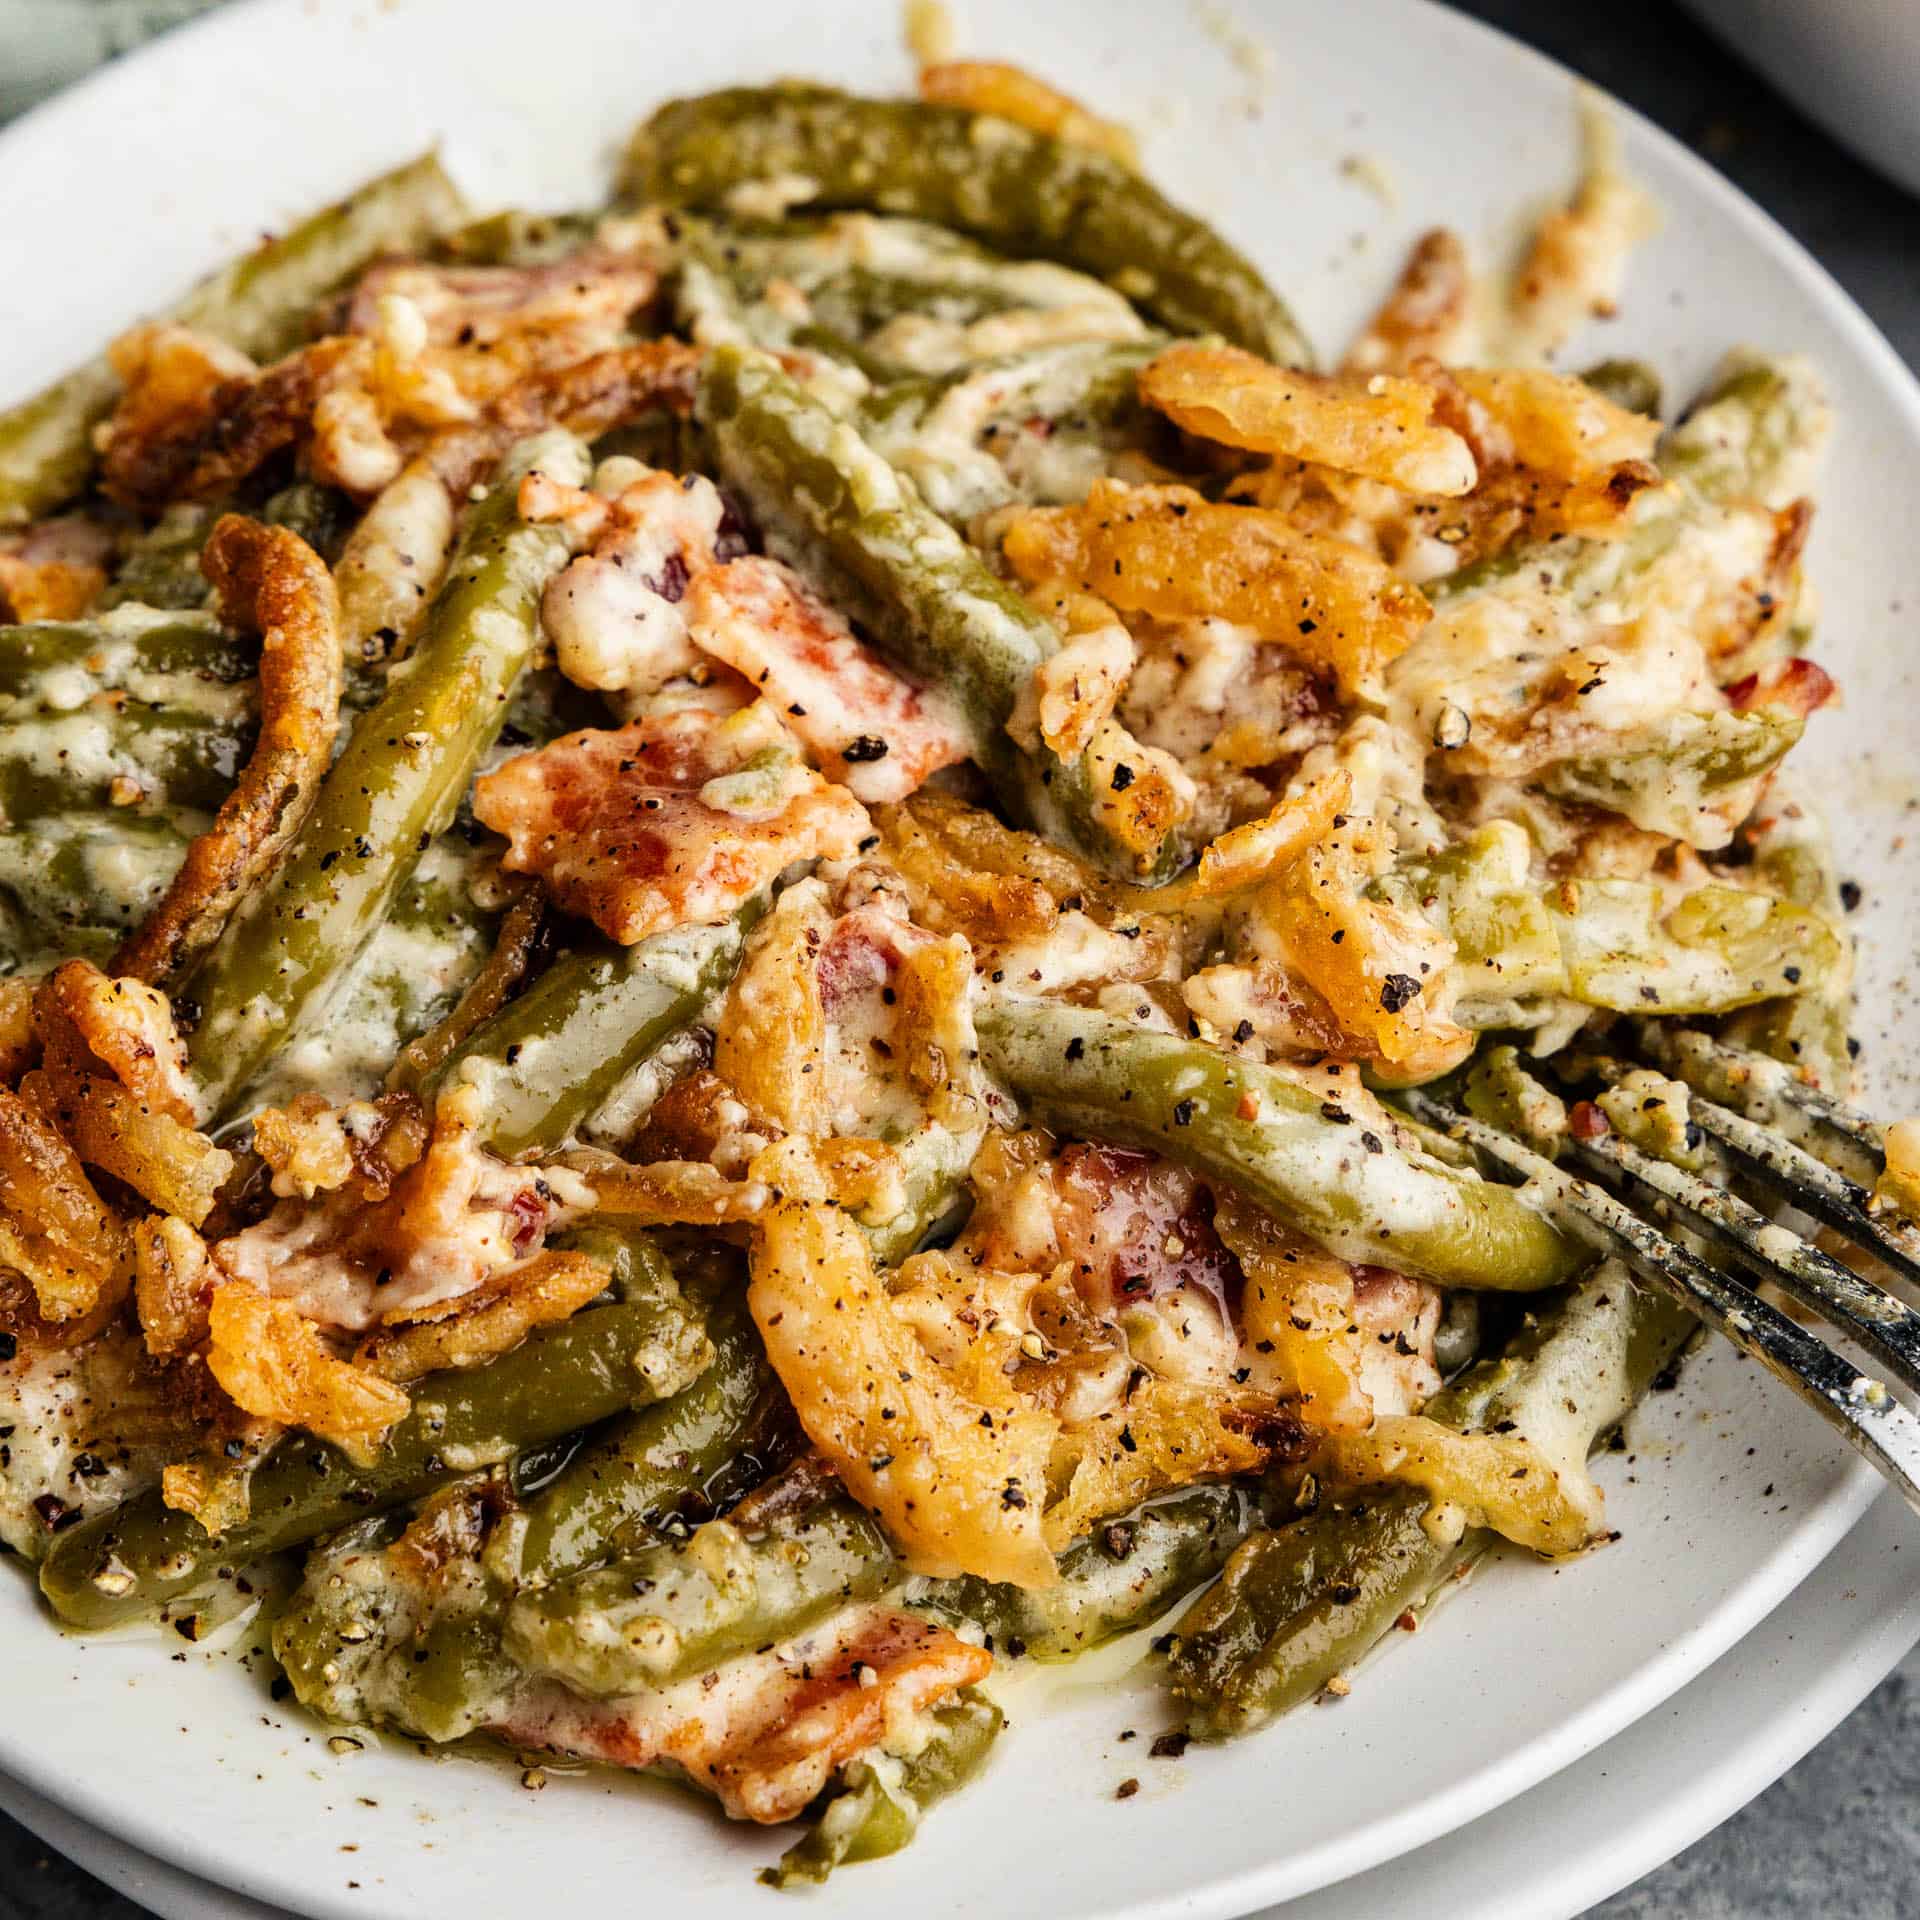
[343,253,658,397]
[1726,655,1835,719]
[497,1605,992,1825]
[685,558,970,803]
[0,516,112,621]
[1045,1145,1239,1322]
[528,468,728,696]
[473,702,871,946]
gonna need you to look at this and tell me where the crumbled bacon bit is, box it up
[473,703,870,946]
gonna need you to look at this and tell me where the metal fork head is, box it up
[1398,1043,1920,1521]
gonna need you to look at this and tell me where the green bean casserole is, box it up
[0,44,1848,1885]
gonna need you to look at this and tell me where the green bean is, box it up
[0,609,249,702]
[915,1483,1258,1659]
[0,153,466,526]
[272,1507,521,1743]
[860,1122,979,1268]
[511,1279,786,1582]
[181,429,591,1121]
[1163,1265,1694,1737]
[677,212,1152,389]
[435,208,601,268]
[1431,352,1825,611]
[1542,708,1803,842]
[624,87,1309,362]
[1369,829,1840,1025]
[0,808,199,971]
[700,345,1178,881]
[504,1489,896,1697]
[100,505,219,612]
[1366,823,1565,1029]
[1717,805,1856,1091]
[1461,1044,1568,1156]
[860,338,1166,522]
[414,901,759,1157]
[0,700,253,820]
[763,1689,1003,1888]
[1578,357,1662,418]
[1550,880,1840,1016]
[976,1002,1583,1291]
[262,481,357,564]
[1661,351,1828,510]
[40,1235,708,1631]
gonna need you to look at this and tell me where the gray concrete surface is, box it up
[2,1,1917,1914]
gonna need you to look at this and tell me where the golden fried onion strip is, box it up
[113,517,344,986]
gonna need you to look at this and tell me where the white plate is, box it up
[12,1494,1920,1920]
[6,2,1920,1916]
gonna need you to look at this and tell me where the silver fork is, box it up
[1397,1031,1920,1517]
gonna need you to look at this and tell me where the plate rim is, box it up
[9,1493,1919,1920]
[0,2,1914,1915]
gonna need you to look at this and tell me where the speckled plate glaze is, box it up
[3,3,1917,1916]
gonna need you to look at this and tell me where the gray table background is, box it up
[3,0,1918,1913]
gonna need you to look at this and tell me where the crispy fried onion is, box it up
[1011,586,1198,860]
[132,1214,218,1359]
[34,960,197,1122]
[1003,479,1430,703]
[1140,342,1478,496]
[112,517,343,987]
[0,1085,129,1324]
[1044,1377,1274,1551]
[554,1148,770,1228]
[206,1279,410,1463]
[22,1067,233,1226]
[1323,1414,1605,1556]
[706,881,988,1229]
[1872,1118,1920,1224]
[1344,228,1473,375]
[873,788,1188,986]
[713,883,832,1138]
[917,59,1138,165]
[1192,768,1351,899]
[1025,616,1133,761]
[251,1090,430,1203]
[161,1420,279,1538]
[1184,794,1472,1078]
[387,882,546,1101]
[0,980,35,1086]
[748,1138,1060,1588]
[353,1247,612,1385]
[0,515,111,621]
[332,456,457,667]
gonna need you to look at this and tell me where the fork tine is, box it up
[1680,1094,1920,1289]
[1564,1046,1920,1294]
[1637,1025,1883,1188]
[1398,1087,1920,1519]
[1562,1117,1920,1401]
